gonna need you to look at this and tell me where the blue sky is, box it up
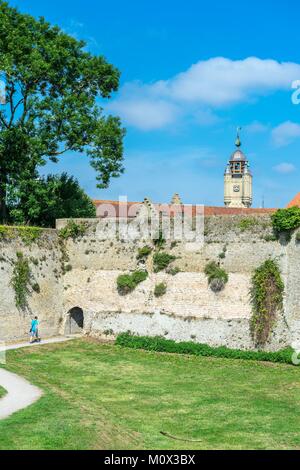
[10,0,300,207]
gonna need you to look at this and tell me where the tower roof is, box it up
[230,149,247,161]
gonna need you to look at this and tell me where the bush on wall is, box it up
[204,261,228,292]
[137,246,152,260]
[271,207,300,237]
[59,220,87,240]
[250,259,284,347]
[153,252,176,273]
[154,283,167,297]
[117,270,148,295]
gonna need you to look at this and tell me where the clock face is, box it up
[233,185,240,193]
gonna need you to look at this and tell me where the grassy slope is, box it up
[0,339,299,450]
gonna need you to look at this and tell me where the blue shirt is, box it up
[31,319,39,332]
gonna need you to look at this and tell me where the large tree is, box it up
[0,1,125,222]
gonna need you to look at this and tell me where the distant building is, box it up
[224,129,252,208]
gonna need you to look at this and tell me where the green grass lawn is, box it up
[0,338,300,450]
[0,386,6,399]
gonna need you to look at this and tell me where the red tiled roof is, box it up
[287,193,300,208]
[93,200,277,218]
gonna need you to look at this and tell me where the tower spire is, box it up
[235,126,242,148]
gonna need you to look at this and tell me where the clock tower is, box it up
[224,129,252,208]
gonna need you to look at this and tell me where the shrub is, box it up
[117,270,148,295]
[17,227,42,245]
[0,225,42,244]
[239,218,257,232]
[271,207,300,236]
[153,252,176,273]
[250,259,284,347]
[59,220,87,240]
[137,246,152,260]
[167,266,181,276]
[204,261,228,292]
[116,333,294,365]
[154,283,167,297]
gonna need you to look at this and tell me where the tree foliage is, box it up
[271,207,300,236]
[0,1,125,221]
[8,173,96,227]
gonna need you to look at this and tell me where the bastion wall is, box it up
[1,214,299,351]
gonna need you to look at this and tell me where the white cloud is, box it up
[271,121,300,147]
[164,57,300,105]
[273,162,297,174]
[245,121,269,134]
[107,98,179,131]
[193,109,222,126]
[108,57,300,131]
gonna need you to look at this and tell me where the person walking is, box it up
[29,316,40,344]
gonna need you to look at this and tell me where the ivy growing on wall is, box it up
[10,252,41,311]
[250,259,284,347]
[11,252,31,311]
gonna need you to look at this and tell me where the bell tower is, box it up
[224,128,252,208]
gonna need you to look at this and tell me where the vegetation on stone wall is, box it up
[137,246,152,260]
[153,252,176,273]
[59,220,87,240]
[0,225,42,245]
[204,261,228,292]
[218,245,227,260]
[117,270,148,295]
[167,266,181,276]
[154,283,167,297]
[11,252,32,311]
[153,230,166,249]
[238,218,258,232]
[250,259,284,347]
[271,207,300,238]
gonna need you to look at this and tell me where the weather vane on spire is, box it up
[235,127,242,148]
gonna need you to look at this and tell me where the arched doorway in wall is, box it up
[65,307,84,335]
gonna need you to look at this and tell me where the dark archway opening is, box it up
[65,307,84,334]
